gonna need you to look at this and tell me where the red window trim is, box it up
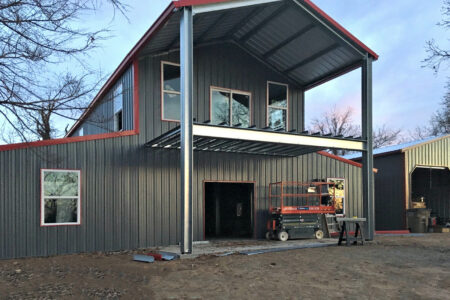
[209,86,253,126]
[161,60,181,123]
[266,81,289,131]
[40,169,82,227]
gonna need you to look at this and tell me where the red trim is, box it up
[66,2,176,136]
[302,0,378,60]
[202,180,257,240]
[133,59,140,134]
[174,0,378,60]
[317,151,378,173]
[0,130,137,152]
[40,169,82,227]
[375,230,410,235]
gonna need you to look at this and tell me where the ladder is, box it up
[323,213,340,238]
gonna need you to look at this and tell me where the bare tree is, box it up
[373,125,403,149]
[422,0,450,136]
[0,0,127,142]
[309,106,360,155]
[310,106,403,155]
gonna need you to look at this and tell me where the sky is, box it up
[56,0,450,136]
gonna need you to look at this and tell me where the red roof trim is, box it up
[302,0,378,60]
[66,2,176,137]
[0,130,138,152]
[317,151,378,173]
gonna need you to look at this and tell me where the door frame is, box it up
[203,180,257,240]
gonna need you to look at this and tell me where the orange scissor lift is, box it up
[266,181,337,241]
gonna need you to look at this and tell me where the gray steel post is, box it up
[180,7,194,254]
[362,55,375,240]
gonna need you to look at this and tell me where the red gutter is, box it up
[65,2,176,137]
[375,230,410,235]
[317,151,378,173]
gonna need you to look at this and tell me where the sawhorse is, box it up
[337,218,366,246]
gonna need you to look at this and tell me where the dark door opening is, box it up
[204,182,254,239]
[411,167,450,223]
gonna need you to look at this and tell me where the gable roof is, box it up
[66,0,378,137]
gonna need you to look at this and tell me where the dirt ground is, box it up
[0,234,449,300]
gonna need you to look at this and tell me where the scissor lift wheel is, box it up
[278,231,289,242]
[315,230,324,240]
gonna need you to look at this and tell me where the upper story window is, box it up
[267,81,288,131]
[210,87,251,127]
[113,83,123,131]
[41,169,81,226]
[162,61,181,121]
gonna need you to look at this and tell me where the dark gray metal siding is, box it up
[138,42,304,145]
[0,139,363,259]
[373,153,405,230]
[0,41,366,259]
[71,66,134,137]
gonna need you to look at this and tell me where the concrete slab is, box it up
[158,239,337,259]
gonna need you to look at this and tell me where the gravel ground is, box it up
[0,234,449,299]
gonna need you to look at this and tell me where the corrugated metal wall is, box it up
[0,41,365,259]
[71,66,134,136]
[373,153,405,230]
[138,42,304,146]
[0,139,363,259]
[404,136,450,220]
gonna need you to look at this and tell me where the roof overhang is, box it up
[147,124,365,157]
[66,0,378,137]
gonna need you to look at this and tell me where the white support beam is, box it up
[192,0,281,15]
[193,125,365,151]
[180,7,194,255]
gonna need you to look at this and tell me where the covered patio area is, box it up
[144,0,377,254]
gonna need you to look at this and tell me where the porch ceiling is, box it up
[141,0,374,89]
[146,124,365,157]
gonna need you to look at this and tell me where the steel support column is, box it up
[362,55,374,240]
[180,7,194,254]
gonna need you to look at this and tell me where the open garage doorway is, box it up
[204,181,255,239]
[411,166,450,224]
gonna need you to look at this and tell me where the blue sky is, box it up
[73,0,449,134]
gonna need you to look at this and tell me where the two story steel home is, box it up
[0,0,377,258]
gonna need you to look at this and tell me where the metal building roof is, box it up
[141,0,377,89]
[344,135,450,159]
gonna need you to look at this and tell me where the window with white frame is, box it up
[79,127,84,136]
[267,82,288,131]
[113,83,123,131]
[162,61,181,121]
[41,169,81,226]
[210,87,251,127]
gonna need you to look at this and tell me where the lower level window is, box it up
[41,169,81,226]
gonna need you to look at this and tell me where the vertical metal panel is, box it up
[373,153,405,230]
[71,66,135,136]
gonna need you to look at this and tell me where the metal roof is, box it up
[141,0,376,89]
[344,135,450,159]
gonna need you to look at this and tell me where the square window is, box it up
[41,170,81,226]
